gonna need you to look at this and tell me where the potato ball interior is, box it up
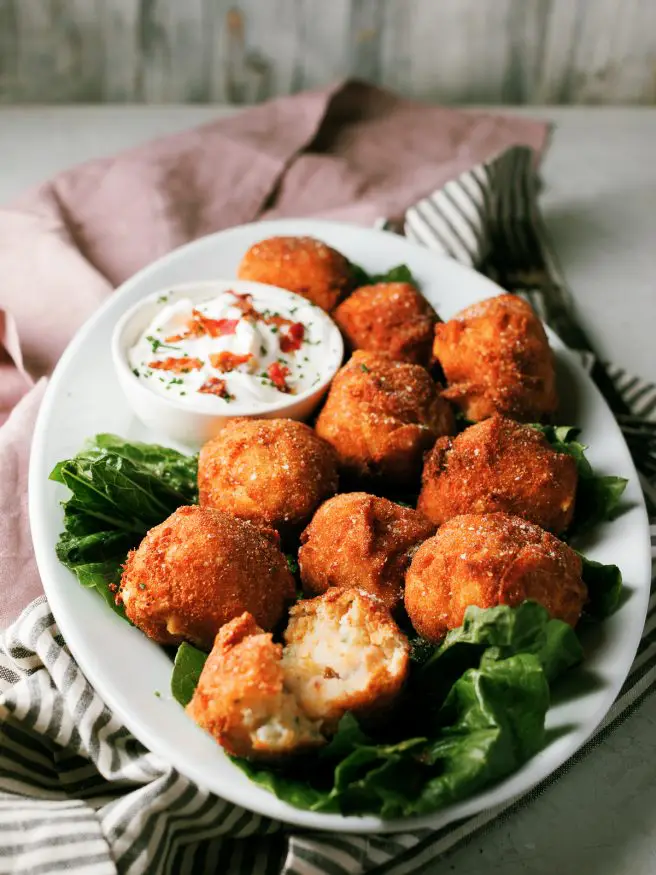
[282,589,410,732]
[187,591,410,757]
[187,614,324,760]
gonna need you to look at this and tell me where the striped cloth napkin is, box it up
[1,148,654,875]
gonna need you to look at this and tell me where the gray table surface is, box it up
[0,105,655,874]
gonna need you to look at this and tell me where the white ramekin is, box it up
[111,279,344,447]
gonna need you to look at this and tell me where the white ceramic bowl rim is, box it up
[111,278,344,417]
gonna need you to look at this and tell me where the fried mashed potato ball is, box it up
[433,294,558,422]
[187,590,410,758]
[119,505,295,649]
[282,589,410,734]
[299,492,435,611]
[237,236,354,312]
[187,613,324,760]
[198,418,339,535]
[405,512,586,642]
[315,350,455,484]
[333,281,438,365]
[418,415,578,534]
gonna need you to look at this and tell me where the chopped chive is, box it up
[146,335,179,354]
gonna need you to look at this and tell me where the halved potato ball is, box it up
[333,282,438,365]
[187,613,324,760]
[299,492,434,611]
[418,415,578,534]
[237,236,354,312]
[119,505,295,649]
[198,418,339,535]
[282,589,410,734]
[404,513,586,643]
[433,294,558,422]
[315,351,455,484]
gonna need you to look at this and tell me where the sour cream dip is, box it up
[128,285,342,412]
[113,280,344,446]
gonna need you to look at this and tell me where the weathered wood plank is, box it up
[5,0,105,101]
[292,0,351,92]
[536,0,656,103]
[0,0,654,105]
[400,0,554,104]
[349,0,384,83]
[211,0,300,102]
[0,0,20,102]
[134,0,208,102]
[100,0,139,102]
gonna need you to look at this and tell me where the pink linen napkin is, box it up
[0,79,548,628]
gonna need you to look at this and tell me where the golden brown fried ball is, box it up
[282,589,410,734]
[198,418,339,535]
[237,236,354,312]
[417,416,578,534]
[299,492,434,611]
[405,512,586,642]
[315,350,455,485]
[433,294,558,422]
[119,506,295,649]
[187,613,324,760]
[333,282,438,365]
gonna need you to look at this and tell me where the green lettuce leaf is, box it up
[349,262,418,288]
[530,424,628,533]
[418,601,583,690]
[235,650,550,818]
[87,434,198,502]
[232,602,577,817]
[171,643,208,707]
[413,652,548,813]
[577,552,623,619]
[50,435,198,613]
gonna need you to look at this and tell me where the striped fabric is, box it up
[1,148,655,874]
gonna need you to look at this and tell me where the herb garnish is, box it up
[146,335,180,354]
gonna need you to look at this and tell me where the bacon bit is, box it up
[265,313,293,328]
[198,377,233,399]
[148,357,203,373]
[192,310,239,338]
[230,292,258,319]
[267,362,291,393]
[279,321,305,353]
[165,310,239,342]
[229,290,297,330]
[164,325,202,343]
[209,351,255,372]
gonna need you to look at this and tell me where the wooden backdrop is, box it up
[1,0,655,105]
